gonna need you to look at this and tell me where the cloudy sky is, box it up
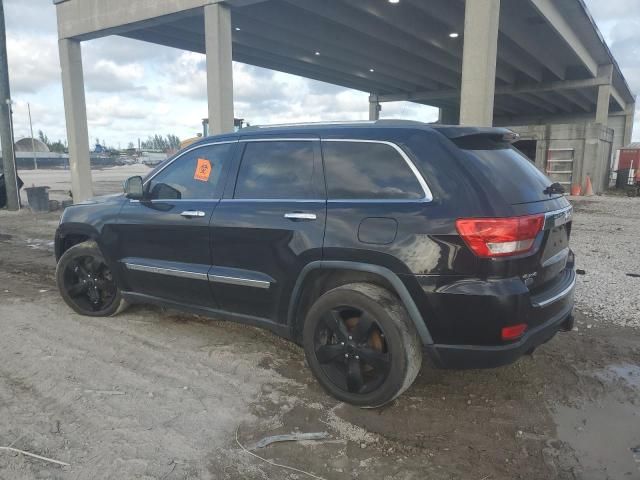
[3,0,639,148]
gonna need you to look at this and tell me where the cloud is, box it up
[6,35,60,94]
[584,0,640,22]
[84,59,147,93]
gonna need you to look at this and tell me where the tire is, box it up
[302,282,422,407]
[56,240,128,317]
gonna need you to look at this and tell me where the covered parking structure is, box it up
[54,0,635,202]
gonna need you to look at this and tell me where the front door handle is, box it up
[284,212,317,221]
[180,210,206,218]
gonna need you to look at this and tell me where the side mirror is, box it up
[123,176,144,199]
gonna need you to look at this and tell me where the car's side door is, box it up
[113,140,237,307]
[209,138,326,323]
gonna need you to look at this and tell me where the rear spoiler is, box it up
[432,126,520,149]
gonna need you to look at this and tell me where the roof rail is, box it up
[248,120,377,129]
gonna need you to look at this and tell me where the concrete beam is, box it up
[407,0,565,80]
[611,85,626,112]
[58,38,93,203]
[528,0,598,77]
[459,0,500,126]
[623,101,635,146]
[342,0,515,85]
[558,90,592,112]
[56,0,209,40]
[595,64,613,125]
[205,3,234,135]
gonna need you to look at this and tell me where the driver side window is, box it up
[148,143,234,200]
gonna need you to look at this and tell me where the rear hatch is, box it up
[448,131,573,292]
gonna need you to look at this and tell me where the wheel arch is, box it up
[55,223,102,261]
[288,261,433,346]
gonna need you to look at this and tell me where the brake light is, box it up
[501,323,527,341]
[456,214,544,258]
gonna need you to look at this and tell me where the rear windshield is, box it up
[458,144,560,205]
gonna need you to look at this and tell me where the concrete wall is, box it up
[508,122,614,193]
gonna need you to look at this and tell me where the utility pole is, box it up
[0,0,19,210]
[28,103,36,170]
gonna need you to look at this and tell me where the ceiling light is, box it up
[369,68,375,72]
[449,32,459,38]
[315,51,320,56]
[235,27,241,31]
[388,0,400,3]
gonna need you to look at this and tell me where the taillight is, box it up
[501,323,527,341]
[456,214,544,258]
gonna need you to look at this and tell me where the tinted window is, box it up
[462,147,557,205]
[234,141,316,199]
[322,141,424,200]
[149,143,233,200]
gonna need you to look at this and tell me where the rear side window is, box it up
[234,141,316,199]
[322,141,424,200]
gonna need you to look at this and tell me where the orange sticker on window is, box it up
[194,158,212,182]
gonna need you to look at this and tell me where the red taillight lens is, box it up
[455,214,544,258]
[501,323,527,341]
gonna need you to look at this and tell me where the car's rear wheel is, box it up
[56,240,127,317]
[303,283,422,407]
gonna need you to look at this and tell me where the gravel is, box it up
[570,195,640,328]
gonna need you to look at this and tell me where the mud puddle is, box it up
[553,363,640,479]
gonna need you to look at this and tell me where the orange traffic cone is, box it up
[570,184,581,196]
[583,175,594,196]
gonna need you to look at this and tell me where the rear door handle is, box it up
[180,210,206,218]
[284,212,317,221]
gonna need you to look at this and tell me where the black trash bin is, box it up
[0,174,24,209]
[24,186,50,212]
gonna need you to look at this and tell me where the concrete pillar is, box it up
[368,94,380,120]
[595,64,613,126]
[459,0,500,127]
[205,3,234,135]
[59,38,93,203]
[623,101,635,146]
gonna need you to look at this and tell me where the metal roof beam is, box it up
[405,0,547,82]
[335,0,515,84]
[163,20,435,93]
[240,2,460,89]
[228,14,441,90]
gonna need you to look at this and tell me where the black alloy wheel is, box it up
[63,255,116,313]
[314,306,391,395]
[56,241,127,317]
[303,283,422,407]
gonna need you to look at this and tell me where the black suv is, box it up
[55,121,575,407]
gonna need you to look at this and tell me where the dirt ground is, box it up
[1,176,639,479]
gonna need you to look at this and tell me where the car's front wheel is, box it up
[56,240,127,317]
[303,283,422,407]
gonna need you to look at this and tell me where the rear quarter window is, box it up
[322,141,424,200]
[458,146,557,205]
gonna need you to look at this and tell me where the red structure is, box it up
[619,144,640,170]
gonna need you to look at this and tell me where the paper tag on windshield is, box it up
[194,158,212,182]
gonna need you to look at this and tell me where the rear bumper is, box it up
[411,265,576,369]
[425,303,573,369]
